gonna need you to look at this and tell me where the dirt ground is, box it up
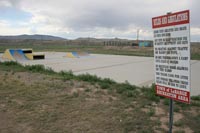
[0,69,199,133]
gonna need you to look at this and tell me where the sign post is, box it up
[169,99,173,133]
[152,10,191,133]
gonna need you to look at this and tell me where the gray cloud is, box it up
[189,0,200,27]
[1,0,200,40]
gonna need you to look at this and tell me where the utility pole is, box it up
[136,29,140,44]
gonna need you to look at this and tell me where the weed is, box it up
[174,120,184,127]
[115,82,136,95]
[174,130,185,133]
[26,64,43,71]
[125,90,138,98]
[108,97,113,102]
[69,81,74,86]
[174,106,180,112]
[191,101,200,107]
[120,82,136,91]
[11,71,15,75]
[25,65,55,74]
[155,119,161,126]
[176,101,190,110]
[4,72,8,76]
[101,78,115,85]
[116,86,124,94]
[163,98,170,105]
[147,108,155,117]
[183,113,200,133]
[1,61,19,66]
[84,88,91,92]
[73,92,79,98]
[76,73,101,83]
[59,70,74,80]
[99,82,110,89]
[143,84,160,103]
[191,95,200,101]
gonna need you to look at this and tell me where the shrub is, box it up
[163,98,170,105]
[191,95,200,101]
[191,101,200,107]
[147,108,155,116]
[175,101,190,110]
[116,86,125,94]
[1,61,20,66]
[59,70,74,80]
[72,92,79,98]
[76,73,101,83]
[25,65,46,72]
[99,82,110,89]
[101,78,116,85]
[25,65,55,74]
[143,84,160,103]
[125,91,135,97]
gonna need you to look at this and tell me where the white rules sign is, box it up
[152,10,191,103]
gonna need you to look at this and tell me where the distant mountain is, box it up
[75,37,131,42]
[0,34,66,41]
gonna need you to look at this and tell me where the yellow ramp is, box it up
[65,52,76,58]
[1,49,15,61]
[25,53,33,60]
[22,49,33,60]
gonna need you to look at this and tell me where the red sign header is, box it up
[156,85,190,104]
[152,10,189,29]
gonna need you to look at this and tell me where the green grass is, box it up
[99,82,111,89]
[0,44,103,53]
[25,65,55,74]
[191,95,200,101]
[191,101,200,107]
[147,108,155,117]
[142,84,160,103]
[191,53,200,60]
[163,98,170,105]
[59,70,74,80]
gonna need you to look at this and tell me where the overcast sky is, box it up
[0,0,199,41]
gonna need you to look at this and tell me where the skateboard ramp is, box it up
[65,52,79,58]
[65,52,90,58]
[23,49,45,60]
[2,49,45,61]
[2,49,27,61]
[1,49,15,60]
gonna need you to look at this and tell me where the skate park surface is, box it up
[0,52,199,96]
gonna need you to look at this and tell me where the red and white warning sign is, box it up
[152,10,191,103]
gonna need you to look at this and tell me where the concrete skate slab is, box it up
[0,52,199,96]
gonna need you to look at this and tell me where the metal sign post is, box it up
[169,99,173,133]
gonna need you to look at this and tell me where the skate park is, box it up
[0,50,199,96]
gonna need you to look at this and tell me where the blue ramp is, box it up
[9,49,27,61]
